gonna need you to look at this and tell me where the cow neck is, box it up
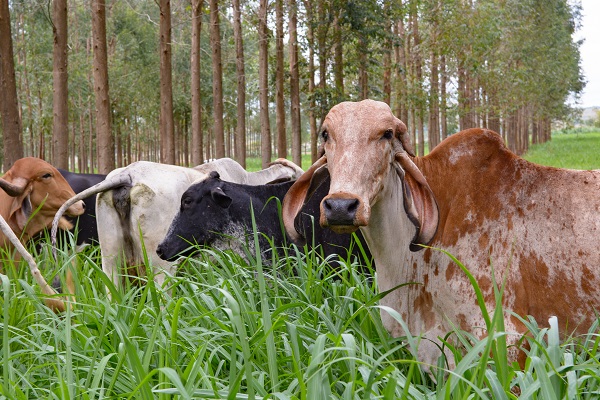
[359,166,419,293]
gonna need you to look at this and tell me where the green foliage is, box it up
[2,231,600,398]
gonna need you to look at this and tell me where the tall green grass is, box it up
[2,232,600,398]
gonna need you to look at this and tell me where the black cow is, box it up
[57,169,106,245]
[156,171,372,268]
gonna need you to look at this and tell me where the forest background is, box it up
[0,0,585,174]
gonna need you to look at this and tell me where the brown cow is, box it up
[282,99,600,369]
[0,157,85,311]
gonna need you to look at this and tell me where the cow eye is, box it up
[321,130,329,142]
[41,173,52,179]
[182,197,192,208]
[383,129,393,140]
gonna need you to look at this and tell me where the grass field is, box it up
[2,131,600,398]
[522,131,600,170]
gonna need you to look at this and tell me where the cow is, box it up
[57,169,106,245]
[281,99,600,369]
[0,157,86,311]
[52,158,304,293]
[155,171,372,271]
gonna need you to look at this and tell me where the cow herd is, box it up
[1,99,599,370]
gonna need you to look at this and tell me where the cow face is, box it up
[282,99,438,250]
[0,158,85,237]
[157,174,235,261]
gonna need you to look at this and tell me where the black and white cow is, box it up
[156,171,372,269]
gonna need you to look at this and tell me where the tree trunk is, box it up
[258,0,271,168]
[0,0,24,170]
[440,55,448,140]
[231,0,246,167]
[191,0,204,166]
[332,9,344,102]
[288,0,302,167]
[210,0,225,159]
[428,51,440,150]
[159,0,175,164]
[52,0,69,169]
[92,0,114,174]
[304,0,318,163]
[275,0,286,159]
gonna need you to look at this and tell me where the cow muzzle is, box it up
[66,200,86,217]
[320,193,367,233]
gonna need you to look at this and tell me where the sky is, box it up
[578,0,600,108]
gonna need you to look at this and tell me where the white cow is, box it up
[52,158,303,292]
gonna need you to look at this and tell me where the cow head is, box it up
[0,157,85,240]
[283,99,439,251]
[157,171,234,261]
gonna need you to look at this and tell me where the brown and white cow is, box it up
[282,99,600,368]
[0,157,86,311]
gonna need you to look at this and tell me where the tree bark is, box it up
[231,0,246,167]
[304,0,318,163]
[275,0,286,159]
[288,0,301,167]
[52,0,69,169]
[191,0,204,166]
[258,0,271,168]
[92,0,114,174]
[159,0,175,164]
[209,0,225,159]
[0,0,24,170]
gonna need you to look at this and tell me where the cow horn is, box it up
[0,177,27,197]
[51,174,132,257]
[282,155,328,244]
[0,214,67,312]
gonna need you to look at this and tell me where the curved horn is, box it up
[0,215,67,312]
[51,174,132,252]
[394,147,439,251]
[0,177,27,197]
[282,155,328,244]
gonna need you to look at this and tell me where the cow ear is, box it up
[9,191,33,231]
[282,155,328,244]
[394,152,439,251]
[211,187,232,209]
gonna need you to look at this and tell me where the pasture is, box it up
[2,131,600,398]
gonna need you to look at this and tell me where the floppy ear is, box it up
[394,150,439,251]
[282,155,328,244]
[9,187,34,231]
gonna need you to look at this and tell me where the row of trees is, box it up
[0,0,584,173]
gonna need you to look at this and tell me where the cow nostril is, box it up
[347,198,358,213]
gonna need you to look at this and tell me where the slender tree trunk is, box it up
[382,3,391,105]
[288,0,301,167]
[191,0,204,165]
[428,51,440,149]
[210,0,225,159]
[275,0,287,159]
[440,55,448,139]
[92,0,114,174]
[258,0,271,168]
[332,9,344,102]
[358,34,368,100]
[52,0,69,168]
[159,0,175,164]
[231,0,246,167]
[0,0,24,170]
[304,0,318,162]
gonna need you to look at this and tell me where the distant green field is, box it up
[522,131,600,170]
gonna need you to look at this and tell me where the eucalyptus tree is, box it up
[0,0,24,170]
[51,0,69,169]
